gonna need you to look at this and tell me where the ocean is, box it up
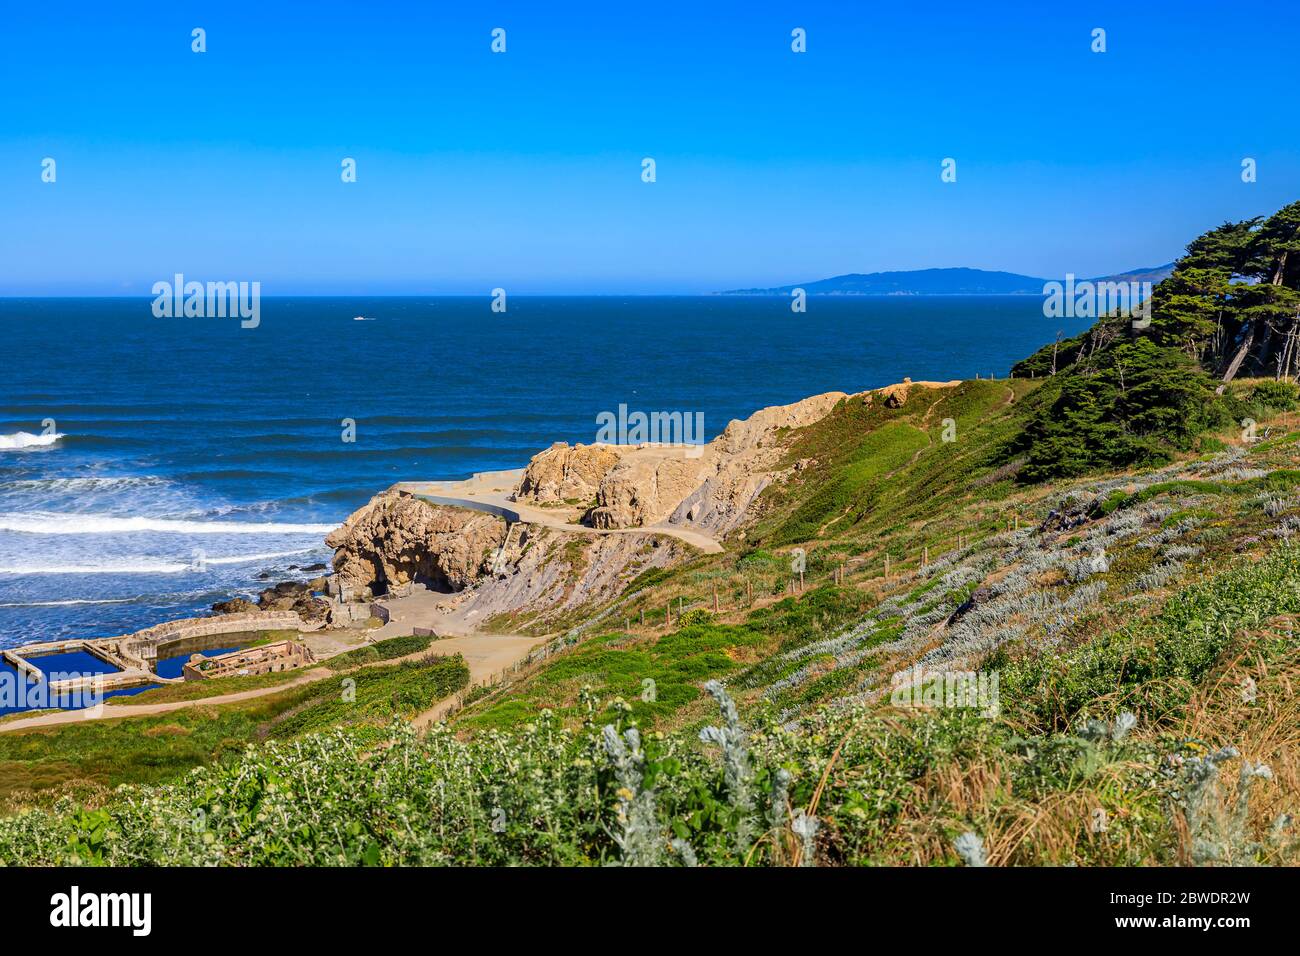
[0,295,1087,648]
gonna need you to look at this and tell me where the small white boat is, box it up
[353,315,374,321]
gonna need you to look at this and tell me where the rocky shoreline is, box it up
[208,379,953,635]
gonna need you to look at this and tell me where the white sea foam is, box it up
[0,432,63,450]
[0,476,167,491]
[0,597,136,607]
[0,547,320,575]
[0,513,336,535]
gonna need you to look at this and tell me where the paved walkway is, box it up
[395,469,724,554]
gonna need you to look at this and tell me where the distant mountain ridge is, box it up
[720,264,1176,296]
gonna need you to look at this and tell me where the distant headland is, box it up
[719,264,1175,296]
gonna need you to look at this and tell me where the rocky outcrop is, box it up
[572,390,850,535]
[513,442,627,505]
[257,580,330,625]
[587,451,710,529]
[211,597,258,615]
[877,378,912,408]
[442,527,685,628]
[325,490,506,597]
[211,578,330,625]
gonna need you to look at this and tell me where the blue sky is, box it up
[1,0,1297,294]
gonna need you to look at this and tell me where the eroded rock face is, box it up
[587,452,710,529]
[446,527,685,627]
[585,390,850,534]
[325,490,506,596]
[878,378,912,408]
[326,495,685,629]
[513,442,627,505]
[324,381,957,627]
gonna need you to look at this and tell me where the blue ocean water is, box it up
[0,295,1084,648]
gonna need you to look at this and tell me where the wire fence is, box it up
[435,521,1029,720]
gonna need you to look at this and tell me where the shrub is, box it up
[327,634,434,671]
[1015,340,1227,483]
[678,608,714,627]
[1249,379,1299,411]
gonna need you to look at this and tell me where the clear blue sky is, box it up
[1,0,1297,294]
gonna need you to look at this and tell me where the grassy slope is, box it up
[3,556,1296,865]
[454,380,1300,734]
[456,380,1035,729]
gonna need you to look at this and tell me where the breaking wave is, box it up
[0,548,321,575]
[0,432,62,450]
[0,513,336,535]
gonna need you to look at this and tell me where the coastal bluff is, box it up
[324,379,956,628]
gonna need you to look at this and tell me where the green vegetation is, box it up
[266,653,467,738]
[1011,201,1300,481]
[1250,379,1299,411]
[108,668,306,706]
[1,556,1295,865]
[457,584,874,733]
[755,381,1023,546]
[325,634,434,670]
[1014,339,1231,481]
[999,545,1300,732]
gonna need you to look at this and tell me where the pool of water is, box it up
[1,639,257,717]
[25,649,121,677]
[0,658,153,716]
[154,646,240,680]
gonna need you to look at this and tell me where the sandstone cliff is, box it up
[324,379,956,627]
[513,442,627,505]
[325,488,685,631]
[525,390,851,535]
[325,490,506,596]
[443,526,685,629]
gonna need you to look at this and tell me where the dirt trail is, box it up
[395,471,724,554]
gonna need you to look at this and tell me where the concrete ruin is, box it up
[180,640,316,680]
[3,611,317,696]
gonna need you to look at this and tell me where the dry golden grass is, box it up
[1167,614,1300,864]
